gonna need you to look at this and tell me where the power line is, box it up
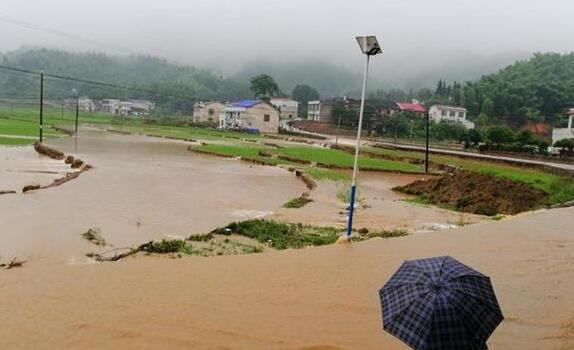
[0,64,200,101]
[0,16,137,55]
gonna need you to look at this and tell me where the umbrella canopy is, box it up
[379,256,503,350]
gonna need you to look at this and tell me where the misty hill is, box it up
[0,48,252,107]
[463,52,574,121]
[234,61,364,98]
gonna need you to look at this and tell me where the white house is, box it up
[307,100,333,123]
[428,105,475,129]
[552,108,574,145]
[77,97,95,112]
[270,98,298,120]
[193,101,226,124]
[221,100,279,134]
[99,99,121,115]
[119,101,134,116]
[129,100,154,115]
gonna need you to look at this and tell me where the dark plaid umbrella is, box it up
[379,256,503,350]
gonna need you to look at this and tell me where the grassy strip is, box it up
[211,220,340,250]
[351,229,409,242]
[275,146,424,173]
[283,197,313,208]
[193,143,280,165]
[304,168,349,182]
[0,137,35,145]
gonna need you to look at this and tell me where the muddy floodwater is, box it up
[1,131,573,350]
[0,132,302,262]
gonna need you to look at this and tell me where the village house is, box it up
[221,100,279,134]
[428,105,475,129]
[193,101,226,124]
[396,101,426,117]
[552,108,574,145]
[119,101,134,116]
[307,100,333,123]
[129,100,155,115]
[270,98,299,120]
[75,97,96,112]
[98,99,121,115]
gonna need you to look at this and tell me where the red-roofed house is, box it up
[396,102,426,116]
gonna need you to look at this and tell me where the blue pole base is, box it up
[346,185,357,238]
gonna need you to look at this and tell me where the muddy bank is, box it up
[34,142,65,160]
[22,142,92,193]
[395,170,548,215]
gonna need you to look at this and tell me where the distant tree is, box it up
[249,74,280,99]
[473,113,490,127]
[291,84,320,118]
[467,128,484,147]
[554,138,574,156]
[480,98,495,119]
[486,126,515,146]
[430,122,468,142]
[516,130,535,146]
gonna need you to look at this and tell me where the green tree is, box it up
[291,84,320,118]
[467,128,484,147]
[487,126,515,146]
[249,74,280,99]
[516,130,535,146]
[554,138,574,156]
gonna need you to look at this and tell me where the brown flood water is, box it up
[1,131,573,350]
[0,131,302,262]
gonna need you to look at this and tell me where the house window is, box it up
[449,111,456,117]
[264,114,270,122]
[208,109,214,116]
[441,110,447,117]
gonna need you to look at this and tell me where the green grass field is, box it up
[275,146,424,173]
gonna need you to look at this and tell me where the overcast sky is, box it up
[1,0,573,86]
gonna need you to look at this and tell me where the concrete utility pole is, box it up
[39,72,44,143]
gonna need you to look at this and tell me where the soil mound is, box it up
[34,142,65,160]
[394,170,548,215]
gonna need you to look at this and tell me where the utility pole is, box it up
[61,100,64,120]
[75,95,79,134]
[335,113,341,147]
[39,72,44,143]
[425,111,430,174]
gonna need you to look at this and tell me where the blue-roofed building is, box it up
[220,100,279,133]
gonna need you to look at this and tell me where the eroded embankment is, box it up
[394,170,548,215]
[25,142,92,192]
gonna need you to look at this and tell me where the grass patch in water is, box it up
[351,229,409,242]
[211,219,339,250]
[283,196,313,208]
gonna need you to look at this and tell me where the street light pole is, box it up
[346,36,382,240]
[425,110,430,174]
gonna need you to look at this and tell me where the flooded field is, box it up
[1,131,573,350]
[0,132,302,262]
[0,131,487,263]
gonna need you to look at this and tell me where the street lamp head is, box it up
[356,35,382,56]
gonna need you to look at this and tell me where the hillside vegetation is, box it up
[463,53,574,122]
